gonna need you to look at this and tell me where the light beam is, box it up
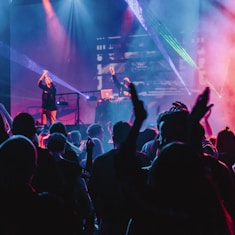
[125,0,193,95]
[0,41,86,98]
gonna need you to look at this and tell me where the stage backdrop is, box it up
[9,0,235,134]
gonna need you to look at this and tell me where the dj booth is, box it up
[94,97,132,124]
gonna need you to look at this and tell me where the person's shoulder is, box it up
[91,138,104,154]
[92,137,102,144]
[136,151,151,167]
[63,146,80,163]
[37,146,49,154]
[93,149,117,165]
[67,141,81,154]
[144,139,155,145]
[203,154,234,177]
[65,141,78,152]
[36,146,53,162]
[141,139,155,150]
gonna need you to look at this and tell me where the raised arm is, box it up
[130,83,147,140]
[189,87,214,153]
[109,66,121,91]
[85,137,95,174]
[203,108,213,138]
[109,66,115,76]
[37,70,48,86]
[115,83,147,178]
[38,70,56,93]
[190,87,214,123]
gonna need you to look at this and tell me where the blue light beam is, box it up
[0,41,86,98]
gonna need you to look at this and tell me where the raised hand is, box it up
[85,136,95,173]
[129,83,147,123]
[204,107,212,120]
[171,101,189,112]
[109,66,115,76]
[190,87,214,123]
[86,136,95,153]
[39,70,48,82]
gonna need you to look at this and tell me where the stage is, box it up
[1,0,235,135]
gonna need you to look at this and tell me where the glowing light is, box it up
[42,0,54,19]
[125,0,192,95]
[0,42,86,98]
[42,0,75,63]
[126,0,198,69]
[121,8,135,36]
[206,80,222,98]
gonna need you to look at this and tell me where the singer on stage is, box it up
[38,70,57,126]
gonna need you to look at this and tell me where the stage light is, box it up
[57,96,68,106]
[126,0,198,69]
[57,101,68,106]
[125,0,192,95]
[0,41,87,99]
[86,96,97,101]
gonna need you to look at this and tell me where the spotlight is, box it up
[86,95,97,101]
[57,96,68,106]
[56,101,68,106]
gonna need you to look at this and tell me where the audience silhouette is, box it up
[114,84,235,235]
[0,135,81,234]
[46,132,95,235]
[2,82,235,235]
[80,123,105,169]
[11,113,94,234]
[216,126,235,172]
[88,120,150,235]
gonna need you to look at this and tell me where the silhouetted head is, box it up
[50,121,68,137]
[216,126,235,154]
[112,121,131,147]
[0,135,37,185]
[47,132,66,154]
[12,112,36,140]
[157,109,190,149]
[86,123,104,139]
[67,130,82,147]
